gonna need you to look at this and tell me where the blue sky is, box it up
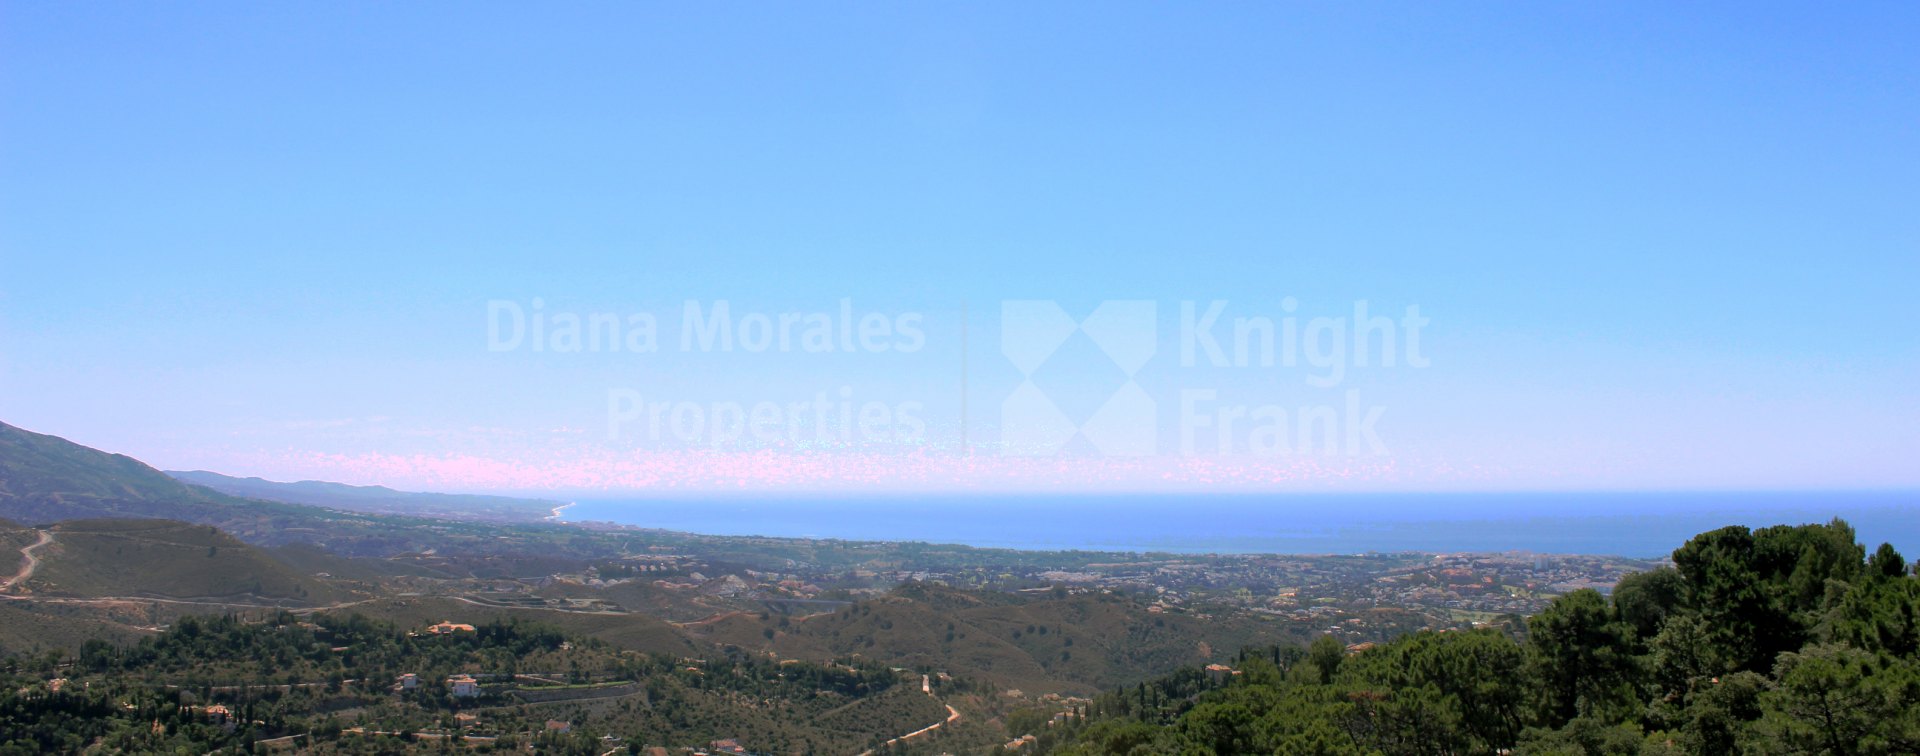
[2,4,1915,493]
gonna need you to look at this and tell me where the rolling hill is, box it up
[338,595,705,658]
[17,518,347,605]
[685,582,1300,694]
[0,600,155,655]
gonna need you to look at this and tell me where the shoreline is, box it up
[546,502,575,522]
[547,493,1920,558]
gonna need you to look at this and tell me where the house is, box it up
[427,621,476,635]
[1204,664,1240,684]
[545,719,572,734]
[202,704,235,731]
[455,712,478,728]
[396,673,419,690]
[709,739,749,755]
[448,674,481,697]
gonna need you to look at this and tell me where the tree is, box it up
[1308,635,1345,685]
[1755,520,1864,620]
[1673,670,1765,755]
[1671,521,1863,674]
[1826,569,1920,657]
[1612,567,1684,642]
[1672,526,1776,672]
[1528,589,1636,725]
[1177,700,1260,754]
[1868,543,1909,578]
[1514,715,1651,756]
[1647,614,1731,701]
[1753,644,1920,755]
[1348,629,1528,751]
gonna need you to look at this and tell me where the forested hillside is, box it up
[688,582,1293,694]
[0,612,947,754]
[1036,519,1920,755]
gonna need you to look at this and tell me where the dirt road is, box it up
[0,530,53,590]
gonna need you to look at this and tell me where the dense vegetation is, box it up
[1039,519,1920,755]
[0,612,945,754]
[687,582,1300,695]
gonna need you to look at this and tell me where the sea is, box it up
[556,490,1920,558]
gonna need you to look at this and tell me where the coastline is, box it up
[551,491,1920,557]
[546,502,575,521]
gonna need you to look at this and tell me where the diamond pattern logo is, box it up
[1000,300,1157,456]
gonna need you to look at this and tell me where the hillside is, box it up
[16,518,348,605]
[0,601,153,656]
[342,595,705,659]
[0,521,37,578]
[1040,519,1920,755]
[168,470,562,523]
[685,582,1300,694]
[0,611,952,754]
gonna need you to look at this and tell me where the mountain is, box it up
[0,421,569,557]
[0,421,361,546]
[168,470,562,523]
[0,421,247,524]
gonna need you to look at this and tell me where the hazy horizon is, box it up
[5,4,1916,496]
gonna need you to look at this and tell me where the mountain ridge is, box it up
[0,421,250,525]
[167,469,562,523]
[0,420,573,557]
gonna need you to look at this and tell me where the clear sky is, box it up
[2,4,1915,494]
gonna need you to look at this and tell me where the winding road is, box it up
[1,530,53,591]
[858,678,961,756]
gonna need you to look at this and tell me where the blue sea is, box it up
[557,491,1920,558]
